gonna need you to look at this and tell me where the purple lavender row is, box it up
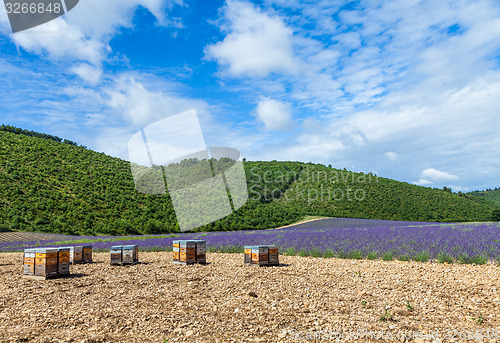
[2,219,500,263]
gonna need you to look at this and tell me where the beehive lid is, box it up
[123,245,138,249]
[73,246,83,251]
[24,248,36,253]
[82,245,92,249]
[110,245,123,251]
[244,246,258,250]
[36,248,58,254]
[58,247,70,252]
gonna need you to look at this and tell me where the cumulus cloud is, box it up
[11,19,107,65]
[205,0,296,77]
[421,168,459,182]
[254,96,294,131]
[413,179,434,186]
[4,0,182,79]
[104,75,211,127]
[71,63,103,85]
[412,168,459,186]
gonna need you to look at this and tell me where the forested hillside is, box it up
[0,128,496,235]
[469,188,500,205]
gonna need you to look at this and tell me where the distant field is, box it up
[0,231,77,244]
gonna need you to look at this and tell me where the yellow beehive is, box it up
[34,248,59,277]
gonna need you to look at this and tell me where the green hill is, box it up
[469,188,500,206]
[0,126,496,235]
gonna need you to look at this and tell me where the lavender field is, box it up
[2,218,500,264]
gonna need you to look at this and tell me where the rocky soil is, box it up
[0,252,499,342]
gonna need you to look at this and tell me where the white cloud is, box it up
[12,19,107,65]
[71,63,103,85]
[413,179,434,186]
[104,75,211,127]
[4,0,182,80]
[254,96,293,131]
[384,151,398,161]
[421,168,459,182]
[246,70,500,189]
[205,0,296,77]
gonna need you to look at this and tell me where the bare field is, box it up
[0,252,499,343]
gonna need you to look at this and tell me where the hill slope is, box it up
[469,188,500,205]
[0,128,496,235]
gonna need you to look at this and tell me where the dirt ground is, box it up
[0,252,499,343]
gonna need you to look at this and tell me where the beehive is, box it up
[69,246,84,264]
[110,245,122,264]
[268,245,279,265]
[244,246,256,264]
[195,240,206,263]
[110,245,139,265]
[23,248,36,275]
[245,245,279,266]
[173,240,180,261]
[82,245,92,263]
[122,245,139,264]
[57,247,70,276]
[35,248,59,277]
[180,240,196,263]
[173,240,207,264]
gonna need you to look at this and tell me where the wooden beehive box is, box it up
[23,248,36,275]
[122,245,139,264]
[23,247,72,280]
[57,247,70,276]
[268,245,279,265]
[195,240,206,263]
[173,240,180,261]
[110,245,138,265]
[34,248,59,278]
[69,246,84,264]
[245,245,279,266]
[82,245,92,263]
[244,246,256,264]
[110,245,122,265]
[180,240,196,263]
[173,240,207,265]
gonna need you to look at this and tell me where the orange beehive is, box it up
[173,240,207,265]
[245,245,279,266]
[82,245,92,263]
[35,248,59,277]
[244,246,255,264]
[173,240,180,261]
[58,247,70,275]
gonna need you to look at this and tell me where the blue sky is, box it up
[1,0,500,192]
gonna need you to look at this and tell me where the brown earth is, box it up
[0,252,499,343]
